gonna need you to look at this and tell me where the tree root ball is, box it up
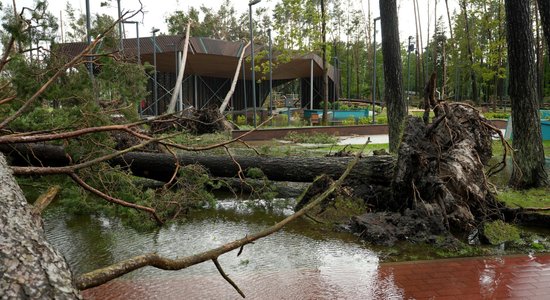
[352,103,505,245]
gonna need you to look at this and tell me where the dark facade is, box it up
[56,36,339,115]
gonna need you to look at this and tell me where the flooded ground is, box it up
[43,196,549,299]
[44,199,400,299]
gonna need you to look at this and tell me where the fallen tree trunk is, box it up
[1,144,395,184]
[112,152,395,184]
[0,153,80,298]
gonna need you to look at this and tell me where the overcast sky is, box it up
[17,0,460,44]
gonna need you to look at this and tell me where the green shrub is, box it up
[358,116,370,125]
[339,104,350,111]
[236,115,247,126]
[342,116,356,125]
[274,113,288,126]
[376,115,388,124]
[225,114,233,122]
[484,112,510,119]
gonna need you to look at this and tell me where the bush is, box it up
[358,116,370,125]
[274,113,288,126]
[236,115,247,126]
[342,116,356,125]
[339,104,350,111]
[483,112,510,119]
[376,115,388,124]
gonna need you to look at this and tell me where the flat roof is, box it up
[56,36,337,81]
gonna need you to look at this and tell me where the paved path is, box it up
[338,129,508,145]
[379,254,550,299]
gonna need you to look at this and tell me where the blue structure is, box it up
[505,110,550,141]
[304,109,369,122]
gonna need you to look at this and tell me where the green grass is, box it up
[497,187,550,209]
[283,131,338,144]
[492,140,550,156]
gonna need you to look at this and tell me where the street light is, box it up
[152,28,160,116]
[85,0,92,77]
[122,21,140,63]
[372,16,380,124]
[407,35,415,113]
[249,0,261,127]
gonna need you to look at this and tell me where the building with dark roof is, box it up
[56,35,340,115]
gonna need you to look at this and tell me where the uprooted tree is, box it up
[0,2,370,297]
[0,0,548,299]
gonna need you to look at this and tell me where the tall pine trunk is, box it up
[538,0,550,49]
[0,154,80,298]
[505,0,549,188]
[461,0,479,104]
[379,0,406,153]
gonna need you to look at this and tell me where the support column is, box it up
[310,59,314,110]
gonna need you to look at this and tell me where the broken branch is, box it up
[74,140,370,291]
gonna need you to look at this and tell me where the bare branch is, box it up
[212,258,245,298]
[31,185,60,215]
[69,172,163,225]
[0,35,15,72]
[74,140,371,291]
[0,96,16,106]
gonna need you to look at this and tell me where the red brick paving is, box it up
[83,254,550,299]
[379,254,550,299]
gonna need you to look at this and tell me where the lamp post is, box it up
[152,28,160,116]
[372,16,380,124]
[249,0,261,127]
[85,0,92,77]
[122,21,140,63]
[407,35,414,113]
[117,0,123,52]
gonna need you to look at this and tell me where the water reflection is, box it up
[44,199,407,299]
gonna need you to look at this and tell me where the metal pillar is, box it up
[242,62,248,123]
[249,0,261,127]
[152,28,160,115]
[85,0,92,77]
[194,75,198,108]
[310,59,314,109]
[268,28,273,117]
[372,17,381,124]
[407,36,414,113]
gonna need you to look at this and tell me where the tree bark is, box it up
[505,0,549,188]
[1,143,395,185]
[538,0,550,50]
[461,0,479,104]
[379,0,406,153]
[0,154,80,299]
[113,152,395,184]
